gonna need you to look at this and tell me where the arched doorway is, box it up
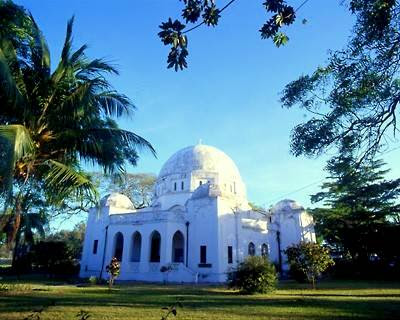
[149,231,161,262]
[261,243,268,257]
[172,231,184,263]
[248,242,255,256]
[113,232,124,261]
[131,231,141,262]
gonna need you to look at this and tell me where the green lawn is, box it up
[1,278,400,319]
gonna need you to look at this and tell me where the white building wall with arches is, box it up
[80,144,316,283]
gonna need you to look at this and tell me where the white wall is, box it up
[80,195,315,282]
[270,206,316,271]
[186,195,220,282]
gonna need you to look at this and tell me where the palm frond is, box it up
[70,44,88,66]
[29,14,50,75]
[0,124,34,194]
[44,160,98,204]
[0,125,34,160]
[50,16,75,84]
[56,78,134,120]
[61,16,74,66]
[0,10,155,209]
[81,127,155,157]
[58,80,97,119]
[0,125,34,183]
[107,128,156,155]
[76,58,119,78]
[0,40,25,111]
[58,126,154,174]
[96,91,134,117]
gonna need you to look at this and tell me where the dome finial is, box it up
[198,138,203,145]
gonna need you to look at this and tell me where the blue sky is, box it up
[17,0,400,227]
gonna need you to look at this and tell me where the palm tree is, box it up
[0,3,155,263]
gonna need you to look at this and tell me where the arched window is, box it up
[172,231,184,263]
[261,243,268,257]
[248,242,255,256]
[150,231,161,262]
[113,232,124,261]
[131,231,142,262]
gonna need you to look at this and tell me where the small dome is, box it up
[273,199,304,212]
[159,144,242,182]
[100,193,134,210]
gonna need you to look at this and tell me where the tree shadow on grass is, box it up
[2,286,400,319]
[290,293,400,298]
[278,280,400,290]
[1,280,400,317]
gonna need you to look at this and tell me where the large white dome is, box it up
[159,144,242,181]
[153,144,247,205]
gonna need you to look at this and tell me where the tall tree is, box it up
[0,1,155,264]
[281,0,400,161]
[311,143,400,264]
[1,180,49,264]
[46,222,85,259]
[92,172,157,209]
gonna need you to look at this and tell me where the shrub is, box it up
[285,241,334,289]
[228,256,277,294]
[31,241,78,277]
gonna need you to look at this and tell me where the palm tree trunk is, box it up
[11,226,21,275]
[10,197,22,270]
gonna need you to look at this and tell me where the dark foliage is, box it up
[228,256,277,294]
[281,0,400,161]
[310,145,400,270]
[159,0,297,70]
[160,1,398,72]
[331,256,400,280]
[158,18,188,71]
[46,222,85,259]
[31,241,79,276]
[288,262,308,283]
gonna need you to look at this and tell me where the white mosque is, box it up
[79,144,315,283]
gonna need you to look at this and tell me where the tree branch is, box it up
[183,0,238,34]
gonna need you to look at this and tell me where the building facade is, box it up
[79,144,315,283]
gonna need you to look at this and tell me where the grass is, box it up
[0,277,400,319]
